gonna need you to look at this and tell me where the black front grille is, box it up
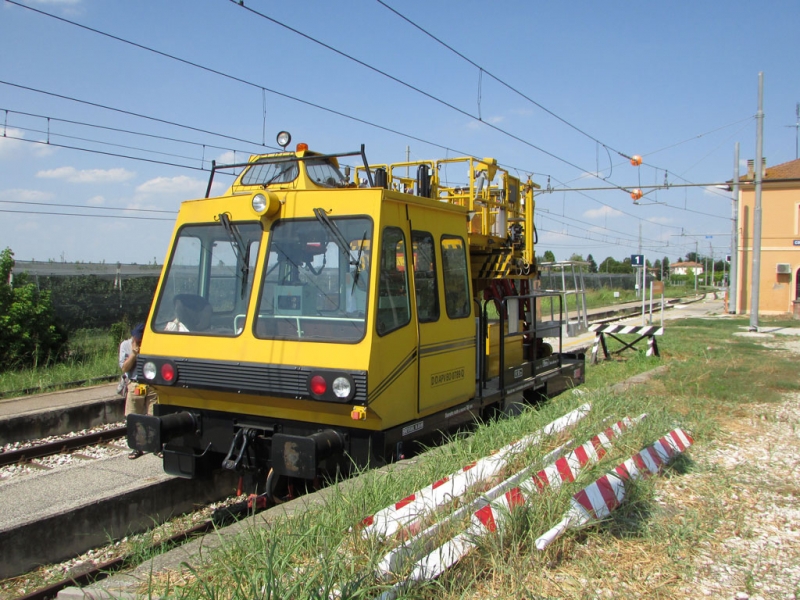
[140,357,367,403]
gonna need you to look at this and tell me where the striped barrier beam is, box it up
[377,415,646,583]
[360,403,591,539]
[588,324,664,335]
[534,427,693,550]
[375,440,572,579]
[589,324,664,364]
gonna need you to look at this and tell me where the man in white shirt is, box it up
[119,323,157,459]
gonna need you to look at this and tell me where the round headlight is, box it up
[252,193,267,213]
[143,361,157,380]
[332,376,352,399]
[276,131,291,149]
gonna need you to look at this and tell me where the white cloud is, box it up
[583,206,623,219]
[36,166,135,183]
[0,188,54,202]
[0,128,58,159]
[135,175,206,198]
[87,195,105,206]
[215,150,237,164]
[647,216,674,225]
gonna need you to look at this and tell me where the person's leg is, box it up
[125,382,146,459]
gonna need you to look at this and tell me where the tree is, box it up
[586,254,598,273]
[0,248,66,370]
[543,250,556,263]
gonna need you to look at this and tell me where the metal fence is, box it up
[13,261,161,331]
[540,272,643,291]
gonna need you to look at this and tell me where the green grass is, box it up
[134,315,799,599]
[0,329,118,398]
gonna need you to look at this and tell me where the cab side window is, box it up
[411,231,439,322]
[441,236,470,319]
[376,227,410,335]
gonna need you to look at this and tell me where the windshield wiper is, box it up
[351,230,368,294]
[218,212,250,299]
[313,208,358,265]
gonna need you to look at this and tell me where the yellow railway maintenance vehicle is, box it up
[128,132,585,488]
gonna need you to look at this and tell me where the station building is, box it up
[734,157,800,316]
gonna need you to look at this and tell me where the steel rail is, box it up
[14,521,215,600]
[0,426,128,467]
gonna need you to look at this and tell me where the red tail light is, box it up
[310,375,327,395]
[161,363,176,382]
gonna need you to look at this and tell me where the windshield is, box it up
[240,158,299,185]
[239,157,348,188]
[305,158,349,187]
[153,222,262,336]
[254,216,372,342]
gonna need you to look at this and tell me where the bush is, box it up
[110,319,132,348]
[0,248,66,371]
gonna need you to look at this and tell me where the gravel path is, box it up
[673,330,800,600]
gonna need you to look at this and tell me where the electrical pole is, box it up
[710,242,714,287]
[786,103,799,160]
[730,143,739,313]
[749,72,764,332]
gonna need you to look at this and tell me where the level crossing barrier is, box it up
[589,323,663,364]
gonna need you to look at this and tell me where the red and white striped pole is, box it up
[535,428,693,550]
[360,403,591,539]
[378,415,646,581]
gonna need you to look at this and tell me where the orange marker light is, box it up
[296,143,309,152]
[631,189,643,201]
[630,155,642,167]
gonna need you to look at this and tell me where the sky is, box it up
[1,0,798,266]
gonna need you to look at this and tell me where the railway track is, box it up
[0,426,127,468]
[15,520,216,600]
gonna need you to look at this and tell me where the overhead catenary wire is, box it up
[0,208,174,221]
[4,83,678,235]
[0,5,465,159]
[0,80,269,150]
[4,0,739,258]
[228,0,632,193]
[375,0,740,198]
[0,199,177,214]
[2,134,211,172]
[9,0,734,227]
[11,124,214,164]
[2,107,251,155]
[5,0,637,193]
[375,0,627,159]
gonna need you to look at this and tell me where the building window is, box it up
[796,268,800,301]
